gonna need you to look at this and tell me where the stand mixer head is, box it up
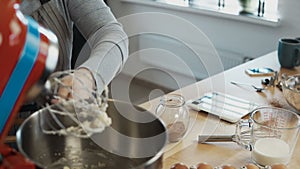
[0,0,58,167]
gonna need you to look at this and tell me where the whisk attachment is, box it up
[42,99,111,138]
[39,69,111,138]
[198,119,282,151]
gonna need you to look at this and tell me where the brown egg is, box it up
[271,164,288,169]
[170,162,189,169]
[221,165,236,169]
[243,163,259,169]
[196,162,213,169]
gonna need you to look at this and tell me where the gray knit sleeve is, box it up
[67,0,128,93]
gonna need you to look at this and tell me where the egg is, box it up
[170,162,189,169]
[196,162,213,169]
[241,163,259,169]
[221,165,236,169]
[271,164,288,169]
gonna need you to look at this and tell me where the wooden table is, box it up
[141,51,300,169]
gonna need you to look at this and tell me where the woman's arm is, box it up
[67,0,128,93]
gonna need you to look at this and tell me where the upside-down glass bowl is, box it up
[282,74,300,112]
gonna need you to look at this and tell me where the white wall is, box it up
[107,0,300,89]
[108,0,299,58]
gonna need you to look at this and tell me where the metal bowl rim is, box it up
[16,99,168,168]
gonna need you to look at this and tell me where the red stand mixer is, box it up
[0,0,58,168]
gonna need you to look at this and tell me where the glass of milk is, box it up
[235,107,300,167]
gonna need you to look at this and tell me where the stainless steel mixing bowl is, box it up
[282,74,300,113]
[16,100,167,169]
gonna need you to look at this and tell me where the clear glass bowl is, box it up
[282,74,300,112]
[155,94,190,143]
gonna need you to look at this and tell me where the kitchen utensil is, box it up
[198,128,275,145]
[200,107,300,167]
[155,94,190,143]
[0,0,58,143]
[282,74,300,112]
[16,100,167,169]
[240,107,299,167]
[187,92,258,123]
[0,0,58,167]
[230,81,266,92]
[39,69,111,138]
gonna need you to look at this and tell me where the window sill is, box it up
[121,0,280,27]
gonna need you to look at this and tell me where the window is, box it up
[153,0,279,24]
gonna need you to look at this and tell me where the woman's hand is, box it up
[52,68,96,103]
